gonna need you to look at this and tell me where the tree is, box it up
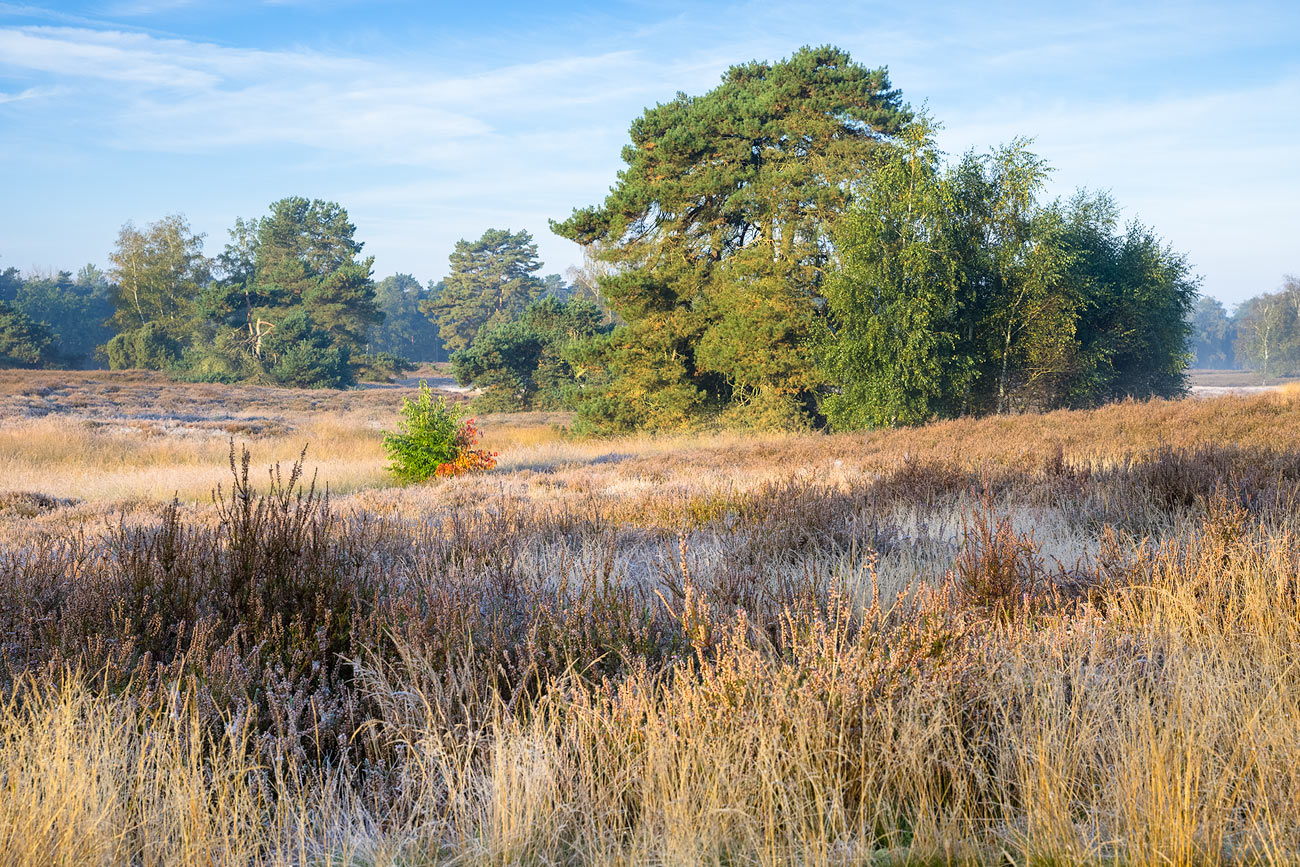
[0,264,21,303]
[451,296,610,412]
[0,302,59,368]
[190,198,381,386]
[1189,296,1235,368]
[252,197,381,353]
[258,310,353,389]
[820,124,972,428]
[1234,277,1300,379]
[369,273,446,362]
[421,229,545,353]
[107,214,209,360]
[952,143,1076,414]
[1062,195,1199,404]
[552,45,912,431]
[822,139,1197,428]
[822,131,1080,426]
[11,267,115,367]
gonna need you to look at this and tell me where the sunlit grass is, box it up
[8,370,1300,863]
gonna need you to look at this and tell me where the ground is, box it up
[3,369,1300,864]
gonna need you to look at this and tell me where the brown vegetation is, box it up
[4,371,1300,863]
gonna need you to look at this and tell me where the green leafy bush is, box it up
[259,310,353,389]
[0,301,60,369]
[451,296,610,412]
[354,351,416,382]
[382,382,496,482]
[105,322,182,370]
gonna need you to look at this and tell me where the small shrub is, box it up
[354,351,416,383]
[382,382,496,482]
[105,322,180,371]
[954,493,1046,618]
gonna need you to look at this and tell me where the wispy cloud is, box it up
[0,1,1295,298]
[0,85,49,103]
[0,25,656,163]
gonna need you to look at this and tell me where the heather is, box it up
[2,373,1300,863]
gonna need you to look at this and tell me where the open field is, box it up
[1188,369,1300,389]
[5,370,1300,863]
[1187,369,1300,398]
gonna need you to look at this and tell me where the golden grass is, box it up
[8,526,1300,864]
[8,370,1300,864]
[0,414,388,501]
[6,368,1300,506]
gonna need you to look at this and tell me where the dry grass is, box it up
[0,369,562,502]
[1188,369,1300,388]
[6,370,1300,864]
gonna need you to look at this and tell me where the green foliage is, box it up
[552,45,912,432]
[0,301,59,368]
[567,319,708,434]
[354,351,416,382]
[1062,196,1199,404]
[187,197,382,387]
[1190,296,1235,368]
[421,229,545,353]
[384,383,463,482]
[369,273,446,362]
[381,383,495,483]
[107,214,209,356]
[451,296,610,412]
[105,322,182,370]
[258,310,354,389]
[0,265,21,303]
[821,133,1198,429]
[9,267,115,367]
[820,124,973,428]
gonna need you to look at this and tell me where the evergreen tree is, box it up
[0,301,59,368]
[190,198,380,386]
[0,264,21,303]
[252,197,381,353]
[553,45,912,431]
[12,267,115,367]
[452,296,610,412]
[259,310,353,389]
[421,228,545,353]
[369,273,446,361]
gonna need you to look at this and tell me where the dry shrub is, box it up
[8,377,1300,861]
[954,493,1048,617]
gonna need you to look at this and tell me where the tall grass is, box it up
[6,510,1300,864]
[7,373,1300,863]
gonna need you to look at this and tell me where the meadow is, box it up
[4,370,1300,864]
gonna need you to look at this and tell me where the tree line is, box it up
[0,203,589,389]
[1190,278,1300,378]
[7,45,1284,429]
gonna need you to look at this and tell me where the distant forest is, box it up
[1,45,1291,429]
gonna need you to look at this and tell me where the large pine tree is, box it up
[552,45,912,431]
[421,228,545,353]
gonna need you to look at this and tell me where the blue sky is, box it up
[1,0,1297,306]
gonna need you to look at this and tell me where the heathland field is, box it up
[5,370,1300,864]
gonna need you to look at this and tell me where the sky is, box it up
[1,0,1297,306]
